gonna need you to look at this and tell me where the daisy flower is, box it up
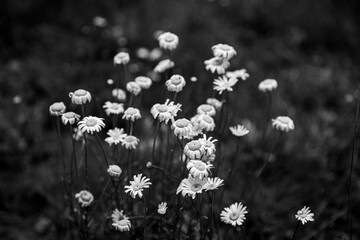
[226,69,250,81]
[165,74,186,92]
[187,160,213,180]
[199,134,217,156]
[121,135,140,150]
[78,116,105,134]
[112,209,131,231]
[258,79,278,92]
[197,104,216,116]
[272,116,295,132]
[69,89,91,105]
[126,81,141,96]
[49,102,66,116]
[229,125,250,137]
[103,101,124,116]
[154,59,175,73]
[295,206,314,225]
[151,99,182,124]
[213,76,238,95]
[157,202,168,215]
[105,128,127,146]
[205,177,224,191]
[192,114,216,132]
[158,32,179,51]
[176,175,208,199]
[204,57,230,75]
[220,202,248,227]
[61,111,80,125]
[171,118,194,138]
[73,127,84,141]
[114,52,130,65]
[107,165,122,180]
[112,88,127,101]
[206,98,223,110]
[212,44,237,60]
[122,107,141,122]
[75,190,94,207]
[124,173,152,198]
[135,76,152,89]
[184,140,206,159]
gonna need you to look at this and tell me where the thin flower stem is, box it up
[88,179,111,220]
[69,125,79,188]
[95,132,110,168]
[261,92,273,143]
[81,105,89,189]
[152,121,161,164]
[255,131,282,177]
[127,149,132,178]
[347,89,360,240]
[173,91,178,102]
[227,138,240,180]
[56,116,67,188]
[129,94,134,107]
[291,221,300,240]
[149,164,180,181]
[129,121,134,135]
[123,64,127,86]
[143,196,149,240]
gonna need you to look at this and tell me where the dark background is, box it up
[0,0,360,239]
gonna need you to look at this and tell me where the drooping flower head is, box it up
[158,32,179,51]
[157,202,168,215]
[205,177,224,191]
[206,98,223,110]
[107,165,122,180]
[213,76,238,95]
[112,88,127,101]
[272,116,295,132]
[78,116,105,134]
[126,81,141,96]
[226,69,250,81]
[135,76,152,89]
[69,89,92,105]
[176,175,208,199]
[112,209,131,231]
[295,206,314,225]
[187,160,213,180]
[114,52,130,65]
[75,190,94,207]
[172,118,194,139]
[105,128,127,146]
[154,59,175,73]
[220,202,248,227]
[258,79,278,92]
[122,107,141,122]
[151,99,182,124]
[121,135,140,150]
[197,104,216,116]
[211,44,237,60]
[199,134,217,156]
[49,102,66,116]
[204,57,230,75]
[229,124,250,137]
[165,74,186,92]
[103,101,124,116]
[184,140,206,159]
[124,173,152,198]
[191,114,216,132]
[61,111,80,125]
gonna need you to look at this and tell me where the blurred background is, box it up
[0,0,360,239]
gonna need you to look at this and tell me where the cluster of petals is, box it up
[229,124,250,137]
[220,202,248,226]
[295,206,314,225]
[123,107,141,121]
[272,116,295,132]
[154,59,175,73]
[105,128,127,146]
[206,98,223,110]
[114,52,130,65]
[199,134,217,156]
[191,114,216,132]
[205,177,224,191]
[211,43,237,60]
[204,57,230,75]
[78,116,105,134]
[258,79,278,92]
[103,101,124,115]
[69,89,92,105]
[135,76,152,89]
[226,69,250,81]
[197,104,216,116]
[126,81,142,96]
[112,88,127,101]
[49,102,66,116]
[124,173,152,198]
[121,135,140,150]
[165,74,186,92]
[158,32,179,51]
[187,160,213,180]
[111,209,131,231]
[75,190,94,207]
[176,175,209,199]
[107,165,122,179]
[213,76,238,95]
[61,111,80,125]
[151,99,182,124]
[157,202,168,215]
[171,118,194,138]
[184,140,206,159]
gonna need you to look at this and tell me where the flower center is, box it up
[213,59,223,65]
[171,76,182,85]
[118,219,128,226]
[229,212,240,221]
[74,89,87,96]
[164,35,174,42]
[156,105,168,112]
[110,104,120,110]
[188,141,201,151]
[126,108,137,115]
[190,183,202,192]
[81,193,91,201]
[200,105,212,112]
[176,119,189,128]
[133,183,141,191]
[85,119,97,127]
[125,136,136,143]
[202,115,213,123]
[64,112,75,118]
[51,104,64,112]
[194,161,206,171]
[219,44,231,51]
